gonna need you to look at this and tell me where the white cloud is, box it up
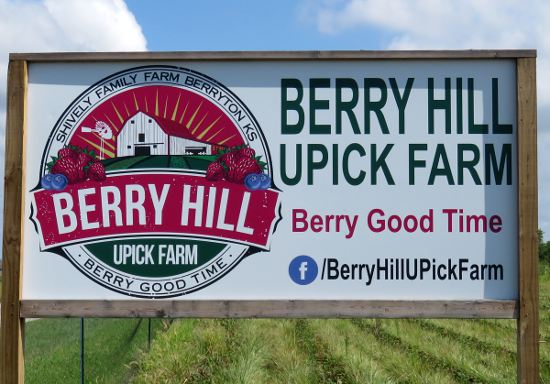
[314,0,550,102]
[42,0,147,51]
[310,0,550,236]
[0,0,146,257]
[0,0,146,53]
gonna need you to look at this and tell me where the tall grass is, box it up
[133,272,550,383]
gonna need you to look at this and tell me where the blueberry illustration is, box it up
[258,173,272,190]
[244,173,261,191]
[51,174,68,191]
[41,174,55,190]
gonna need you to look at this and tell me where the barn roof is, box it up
[122,112,213,145]
[155,115,210,144]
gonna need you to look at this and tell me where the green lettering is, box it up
[310,78,331,134]
[336,78,360,134]
[428,144,455,185]
[492,78,513,134]
[332,144,339,185]
[280,144,302,185]
[364,78,389,134]
[390,78,414,134]
[307,144,328,184]
[409,144,427,185]
[428,77,451,134]
[457,144,481,185]
[468,78,489,134]
[343,144,366,185]
[371,144,395,185]
[456,78,463,134]
[485,143,512,185]
[281,79,304,134]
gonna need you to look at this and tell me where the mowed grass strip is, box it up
[393,319,517,383]
[352,319,498,384]
[24,318,164,384]
[294,319,354,384]
[417,319,550,375]
[413,319,517,362]
[348,319,468,384]
[421,320,550,382]
[307,319,457,384]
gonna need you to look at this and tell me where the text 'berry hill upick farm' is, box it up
[30,65,282,297]
[279,77,513,186]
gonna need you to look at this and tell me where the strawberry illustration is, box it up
[226,156,261,183]
[88,162,106,181]
[51,156,82,184]
[206,161,225,181]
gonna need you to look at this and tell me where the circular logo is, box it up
[30,65,281,298]
[288,255,318,285]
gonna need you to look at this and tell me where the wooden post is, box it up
[516,57,539,383]
[1,60,27,384]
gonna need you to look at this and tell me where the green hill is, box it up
[103,154,217,172]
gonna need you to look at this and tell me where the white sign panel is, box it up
[22,59,517,300]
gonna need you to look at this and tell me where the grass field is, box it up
[6,269,549,383]
[24,318,167,383]
[133,270,550,384]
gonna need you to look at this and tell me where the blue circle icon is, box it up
[289,256,318,285]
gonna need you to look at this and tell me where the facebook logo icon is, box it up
[289,256,318,285]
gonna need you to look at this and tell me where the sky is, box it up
[0,0,549,255]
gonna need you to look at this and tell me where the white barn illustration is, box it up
[116,111,212,157]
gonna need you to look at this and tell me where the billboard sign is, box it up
[22,57,518,301]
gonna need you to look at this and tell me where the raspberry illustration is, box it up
[47,146,105,184]
[206,161,225,181]
[226,156,262,184]
[209,146,267,185]
[88,162,106,181]
[58,147,77,159]
[76,151,93,168]
[51,156,83,184]
[238,146,255,158]
[219,150,240,169]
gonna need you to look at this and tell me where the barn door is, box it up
[135,146,151,156]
